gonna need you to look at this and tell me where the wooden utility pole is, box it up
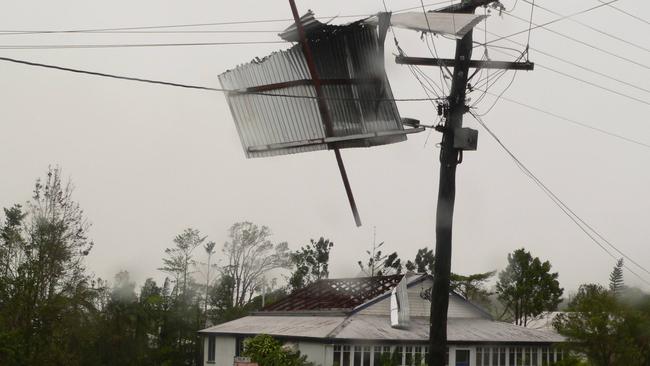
[426,2,503,365]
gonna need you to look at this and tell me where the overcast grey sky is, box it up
[1,0,649,293]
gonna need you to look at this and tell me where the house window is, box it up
[541,347,548,366]
[414,346,423,365]
[334,345,342,366]
[363,346,371,366]
[555,349,563,363]
[235,337,247,357]
[509,348,516,366]
[354,346,362,366]
[207,335,216,363]
[523,347,531,366]
[481,347,491,366]
[405,346,413,365]
[531,348,538,366]
[494,347,506,366]
[396,346,404,365]
[455,349,470,366]
[373,346,383,366]
[343,345,351,366]
[477,347,492,366]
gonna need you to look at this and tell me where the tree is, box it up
[0,167,96,365]
[358,249,403,277]
[288,237,333,292]
[405,247,435,274]
[451,271,496,308]
[203,241,217,317]
[496,248,563,325]
[159,228,206,299]
[222,222,290,307]
[609,258,625,296]
[553,284,641,366]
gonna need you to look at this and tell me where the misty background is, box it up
[1,0,649,292]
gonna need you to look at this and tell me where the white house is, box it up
[199,274,565,366]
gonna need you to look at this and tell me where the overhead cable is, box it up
[0,55,436,102]
[487,46,650,107]
[484,0,620,46]
[0,0,450,36]
[0,41,287,50]
[471,88,650,151]
[476,27,650,96]
[597,0,650,26]
[498,11,649,70]
[471,113,650,285]
[521,0,650,54]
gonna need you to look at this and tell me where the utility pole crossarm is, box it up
[395,56,535,70]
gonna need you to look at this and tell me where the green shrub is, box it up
[243,334,314,366]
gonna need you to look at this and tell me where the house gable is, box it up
[354,277,491,319]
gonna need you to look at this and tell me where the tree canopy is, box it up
[288,237,333,292]
[496,248,564,325]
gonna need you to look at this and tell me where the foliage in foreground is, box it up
[554,282,650,366]
[243,334,313,366]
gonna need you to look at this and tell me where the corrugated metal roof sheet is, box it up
[219,13,410,158]
[365,12,487,39]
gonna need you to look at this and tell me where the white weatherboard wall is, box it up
[357,278,487,318]
[298,341,328,366]
[204,335,236,366]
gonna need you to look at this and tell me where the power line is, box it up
[2,30,285,34]
[0,55,437,102]
[597,0,650,26]
[471,87,650,151]
[471,113,650,285]
[484,0,620,46]
[498,11,650,71]
[521,0,650,54]
[0,0,451,36]
[0,41,287,50]
[486,46,650,107]
[475,26,650,96]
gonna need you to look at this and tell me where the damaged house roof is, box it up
[200,274,565,344]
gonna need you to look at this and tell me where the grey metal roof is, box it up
[199,313,564,344]
[199,315,345,339]
[331,315,565,343]
[200,314,563,344]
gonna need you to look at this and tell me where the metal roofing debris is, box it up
[390,275,410,329]
[218,12,420,159]
[262,275,404,312]
[278,10,335,42]
[365,12,487,39]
